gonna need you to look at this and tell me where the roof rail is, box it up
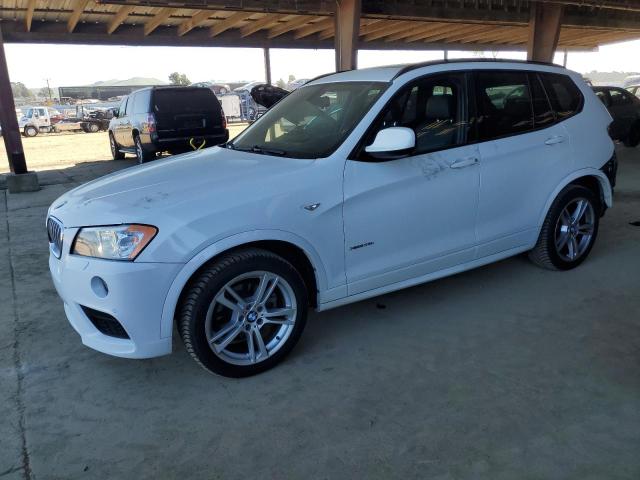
[391,58,560,80]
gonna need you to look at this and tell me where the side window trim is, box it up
[350,71,469,161]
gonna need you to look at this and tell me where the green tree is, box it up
[168,72,191,86]
[39,86,53,99]
[11,82,33,99]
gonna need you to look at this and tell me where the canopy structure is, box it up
[2,0,640,190]
[1,1,639,51]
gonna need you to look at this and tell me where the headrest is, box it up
[503,97,531,118]
[425,95,453,120]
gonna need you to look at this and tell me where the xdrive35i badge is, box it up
[350,242,374,251]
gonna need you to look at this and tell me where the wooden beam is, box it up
[177,10,212,36]
[364,21,414,41]
[25,0,36,32]
[335,0,360,70]
[385,22,448,42]
[240,14,284,37]
[406,23,473,43]
[527,3,564,62]
[210,12,253,37]
[294,17,333,39]
[267,15,315,38]
[441,25,499,43]
[67,0,90,34]
[404,23,465,42]
[359,20,397,37]
[107,5,134,35]
[144,8,175,36]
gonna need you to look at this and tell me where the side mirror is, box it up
[365,127,415,159]
[113,108,119,118]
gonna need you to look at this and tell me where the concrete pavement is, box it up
[1,150,639,479]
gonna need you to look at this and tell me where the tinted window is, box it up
[117,97,128,117]
[133,89,151,114]
[232,81,386,159]
[609,88,633,106]
[530,73,555,128]
[125,95,134,116]
[153,88,221,115]
[371,73,467,155]
[541,73,583,119]
[475,71,533,141]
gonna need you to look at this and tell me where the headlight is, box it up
[72,224,157,261]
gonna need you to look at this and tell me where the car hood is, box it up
[50,146,314,228]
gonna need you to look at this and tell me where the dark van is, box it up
[108,86,229,163]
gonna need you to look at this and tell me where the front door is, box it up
[343,72,480,295]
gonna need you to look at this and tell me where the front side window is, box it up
[230,81,387,159]
[475,71,533,141]
[541,73,583,118]
[118,97,128,117]
[363,73,467,156]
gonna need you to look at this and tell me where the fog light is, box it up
[91,276,109,298]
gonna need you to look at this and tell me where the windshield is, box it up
[24,108,33,118]
[230,81,388,159]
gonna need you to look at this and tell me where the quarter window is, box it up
[540,73,583,119]
[368,73,467,156]
[475,71,533,141]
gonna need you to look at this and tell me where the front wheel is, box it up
[529,185,600,270]
[178,249,308,377]
[24,126,38,137]
[88,122,100,133]
[109,133,125,160]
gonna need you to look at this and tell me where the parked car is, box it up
[592,86,640,147]
[626,83,640,99]
[48,60,616,377]
[287,78,310,91]
[192,81,231,95]
[108,86,229,163]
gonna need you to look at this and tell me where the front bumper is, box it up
[49,249,183,359]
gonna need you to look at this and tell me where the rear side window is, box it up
[530,73,555,128]
[540,73,583,119]
[609,88,633,106]
[475,71,533,141]
[133,89,151,114]
[152,88,221,115]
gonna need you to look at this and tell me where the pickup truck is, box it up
[19,105,113,137]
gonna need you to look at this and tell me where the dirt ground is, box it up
[0,123,248,174]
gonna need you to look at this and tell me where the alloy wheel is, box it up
[554,198,595,262]
[205,271,297,366]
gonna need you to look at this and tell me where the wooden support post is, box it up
[527,2,564,63]
[0,27,27,175]
[264,47,272,84]
[335,0,360,71]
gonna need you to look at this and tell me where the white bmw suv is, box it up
[48,60,617,377]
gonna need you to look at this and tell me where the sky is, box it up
[5,39,640,89]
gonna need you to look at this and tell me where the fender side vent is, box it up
[81,306,130,339]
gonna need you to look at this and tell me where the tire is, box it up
[134,134,153,164]
[529,184,600,270]
[178,248,309,377]
[623,123,640,147]
[109,133,125,160]
[88,122,100,133]
[24,126,38,137]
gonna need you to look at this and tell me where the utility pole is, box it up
[45,78,53,101]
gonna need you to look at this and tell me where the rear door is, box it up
[608,88,637,139]
[474,70,575,257]
[113,96,129,145]
[152,88,225,141]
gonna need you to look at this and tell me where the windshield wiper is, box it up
[250,145,287,156]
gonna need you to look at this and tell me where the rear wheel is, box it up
[623,122,640,147]
[109,133,125,160]
[134,134,154,164]
[178,248,308,377]
[529,185,599,270]
[88,122,100,133]
[24,126,38,137]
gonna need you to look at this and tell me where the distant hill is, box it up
[89,77,168,86]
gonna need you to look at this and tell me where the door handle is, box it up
[545,135,565,145]
[450,157,479,169]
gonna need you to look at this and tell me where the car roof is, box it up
[307,59,572,86]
